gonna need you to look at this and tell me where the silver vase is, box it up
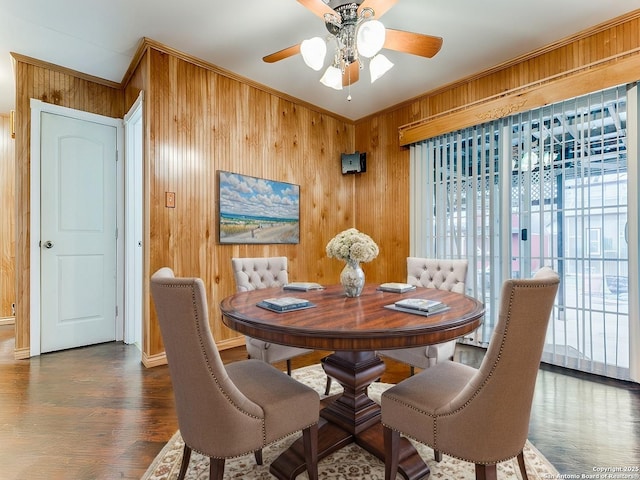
[340,259,365,297]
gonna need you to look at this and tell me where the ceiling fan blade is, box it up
[384,28,443,58]
[357,0,398,19]
[342,62,360,87]
[263,44,302,63]
[297,0,338,19]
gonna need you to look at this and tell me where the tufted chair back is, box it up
[230,256,311,375]
[379,257,470,374]
[232,256,289,291]
[407,257,468,294]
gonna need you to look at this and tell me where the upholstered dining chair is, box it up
[231,256,312,375]
[379,257,469,376]
[150,267,319,480]
[381,266,560,480]
[231,257,334,394]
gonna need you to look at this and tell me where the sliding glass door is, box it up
[510,86,629,379]
[410,84,636,381]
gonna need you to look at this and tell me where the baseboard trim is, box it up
[142,351,167,368]
[217,336,245,351]
[14,347,30,360]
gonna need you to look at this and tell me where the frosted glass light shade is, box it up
[356,20,385,58]
[320,66,343,90]
[301,37,326,71]
[369,54,393,82]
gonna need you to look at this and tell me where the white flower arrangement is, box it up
[326,228,379,264]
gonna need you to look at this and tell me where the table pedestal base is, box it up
[269,351,430,480]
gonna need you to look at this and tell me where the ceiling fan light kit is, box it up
[264,0,443,100]
[356,19,385,58]
[301,37,327,70]
[320,65,344,89]
[369,53,393,83]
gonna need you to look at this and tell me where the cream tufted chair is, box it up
[381,267,560,480]
[231,257,311,375]
[150,267,319,480]
[379,257,469,376]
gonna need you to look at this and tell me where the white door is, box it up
[40,111,118,353]
[124,94,144,348]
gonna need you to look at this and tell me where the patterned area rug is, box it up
[142,365,558,480]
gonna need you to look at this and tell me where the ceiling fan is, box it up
[263,0,443,91]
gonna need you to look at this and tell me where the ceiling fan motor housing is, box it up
[324,2,360,34]
[325,2,363,65]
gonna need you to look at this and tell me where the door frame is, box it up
[123,92,144,348]
[29,99,125,356]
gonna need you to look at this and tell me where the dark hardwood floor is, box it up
[1,324,638,479]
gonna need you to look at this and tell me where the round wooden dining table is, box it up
[220,283,484,480]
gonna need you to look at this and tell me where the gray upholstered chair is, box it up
[380,257,469,375]
[231,257,311,375]
[231,256,333,395]
[381,267,560,480]
[151,267,319,480]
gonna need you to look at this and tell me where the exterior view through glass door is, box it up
[410,84,633,381]
[510,85,629,380]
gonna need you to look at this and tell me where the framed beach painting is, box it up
[217,171,300,244]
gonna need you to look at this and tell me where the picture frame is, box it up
[217,170,300,244]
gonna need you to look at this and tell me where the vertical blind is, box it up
[410,84,637,381]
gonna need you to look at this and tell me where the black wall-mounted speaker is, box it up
[341,151,366,174]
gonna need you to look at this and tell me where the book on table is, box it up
[393,298,449,314]
[283,282,325,291]
[257,296,314,312]
[378,282,417,293]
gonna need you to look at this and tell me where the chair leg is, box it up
[302,423,319,480]
[254,449,263,465]
[383,425,400,480]
[286,359,292,376]
[324,376,332,395]
[475,463,498,480]
[410,366,415,376]
[209,457,225,480]
[434,450,442,462]
[177,444,192,480]
[320,356,333,395]
[517,451,529,480]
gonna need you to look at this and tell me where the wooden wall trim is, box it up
[399,50,640,146]
[140,336,242,368]
[356,9,640,126]
[141,351,167,368]
[130,37,355,125]
[10,52,121,90]
[14,347,30,360]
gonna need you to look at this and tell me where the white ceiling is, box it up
[1,0,639,121]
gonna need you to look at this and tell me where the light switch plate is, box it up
[165,192,176,208]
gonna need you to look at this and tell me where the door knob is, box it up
[43,240,54,249]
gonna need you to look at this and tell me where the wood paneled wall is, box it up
[127,45,355,363]
[12,58,124,357]
[0,114,15,322]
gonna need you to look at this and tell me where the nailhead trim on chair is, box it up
[163,281,267,454]
[383,280,556,466]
